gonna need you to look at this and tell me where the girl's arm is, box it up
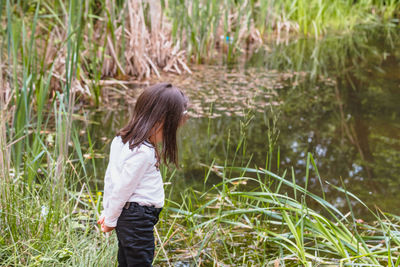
[103,147,152,227]
[99,163,111,221]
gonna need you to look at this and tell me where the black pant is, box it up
[116,202,163,267]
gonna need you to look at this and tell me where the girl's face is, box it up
[180,110,189,126]
[150,113,187,144]
[150,123,163,144]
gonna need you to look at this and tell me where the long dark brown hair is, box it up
[116,83,188,167]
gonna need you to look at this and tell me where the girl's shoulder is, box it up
[114,136,155,160]
[133,141,155,156]
[126,142,156,167]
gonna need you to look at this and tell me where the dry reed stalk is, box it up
[43,25,91,98]
[0,60,13,225]
[275,18,299,45]
[0,61,13,181]
[98,0,190,80]
[209,2,264,56]
[154,226,172,267]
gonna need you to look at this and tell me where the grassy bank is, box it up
[1,140,400,265]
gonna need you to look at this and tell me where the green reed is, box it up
[167,0,399,63]
[0,0,102,265]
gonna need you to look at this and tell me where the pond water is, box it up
[81,28,400,219]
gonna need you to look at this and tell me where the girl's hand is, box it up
[97,215,114,232]
[101,223,115,233]
[97,215,105,225]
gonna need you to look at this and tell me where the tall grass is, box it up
[0,0,112,265]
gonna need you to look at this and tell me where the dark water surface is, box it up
[82,28,400,219]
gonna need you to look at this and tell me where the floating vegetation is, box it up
[150,65,338,118]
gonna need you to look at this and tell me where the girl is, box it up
[97,83,188,266]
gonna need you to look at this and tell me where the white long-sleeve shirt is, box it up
[101,135,164,227]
